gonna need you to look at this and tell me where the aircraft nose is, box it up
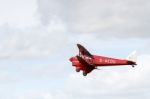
[69,57,73,62]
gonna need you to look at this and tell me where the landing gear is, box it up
[83,71,87,76]
[76,68,80,72]
[132,65,135,68]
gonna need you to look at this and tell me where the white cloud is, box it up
[0,71,19,83]
[0,16,68,59]
[0,0,149,99]
[15,91,69,99]
[8,53,150,99]
[64,55,150,99]
[15,92,52,99]
[0,0,38,28]
[0,0,147,59]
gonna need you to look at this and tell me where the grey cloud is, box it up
[37,0,150,38]
[37,0,69,25]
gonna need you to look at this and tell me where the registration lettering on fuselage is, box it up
[99,58,116,63]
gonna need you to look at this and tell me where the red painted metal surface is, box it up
[69,44,137,76]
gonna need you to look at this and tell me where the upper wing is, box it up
[77,44,93,58]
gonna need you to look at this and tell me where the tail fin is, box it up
[126,51,137,62]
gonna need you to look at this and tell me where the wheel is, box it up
[76,68,80,72]
[132,65,135,68]
[83,71,87,76]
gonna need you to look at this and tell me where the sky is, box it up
[0,0,150,99]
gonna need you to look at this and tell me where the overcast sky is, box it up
[0,0,150,99]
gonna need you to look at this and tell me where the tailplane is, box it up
[126,51,137,62]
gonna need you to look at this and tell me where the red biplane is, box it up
[69,44,137,76]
